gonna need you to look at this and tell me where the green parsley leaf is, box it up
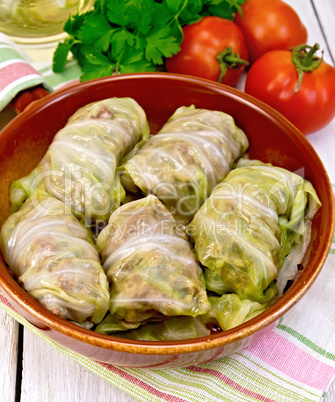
[81,64,115,82]
[80,50,115,81]
[178,0,204,25]
[63,12,87,35]
[145,25,180,65]
[53,39,73,73]
[77,14,114,45]
[110,29,137,56]
[118,48,156,74]
[123,0,155,36]
[201,0,245,20]
[106,0,131,26]
[164,0,188,15]
[52,0,247,80]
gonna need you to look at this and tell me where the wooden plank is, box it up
[20,329,137,402]
[327,384,335,401]
[287,0,333,64]
[303,4,334,399]
[311,0,335,63]
[4,2,335,401]
[297,1,335,399]
[289,2,335,399]
[0,308,19,402]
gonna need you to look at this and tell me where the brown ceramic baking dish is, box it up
[0,73,333,368]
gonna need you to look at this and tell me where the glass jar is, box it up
[0,0,95,44]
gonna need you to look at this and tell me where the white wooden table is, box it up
[0,1,334,401]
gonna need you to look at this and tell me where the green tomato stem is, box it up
[216,47,249,83]
[291,43,324,94]
[302,43,320,66]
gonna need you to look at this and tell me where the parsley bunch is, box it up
[53,0,245,82]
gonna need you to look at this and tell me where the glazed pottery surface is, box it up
[0,73,333,368]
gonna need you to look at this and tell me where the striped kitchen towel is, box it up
[1,37,335,402]
[1,237,335,402]
[0,33,53,111]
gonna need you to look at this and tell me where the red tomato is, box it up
[244,44,335,134]
[165,16,249,87]
[235,0,307,63]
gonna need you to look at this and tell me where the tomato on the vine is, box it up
[165,16,249,87]
[244,44,335,135]
[234,0,307,63]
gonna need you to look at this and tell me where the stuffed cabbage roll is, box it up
[95,294,264,339]
[96,194,211,323]
[95,314,142,334]
[0,194,110,324]
[10,97,150,225]
[201,294,266,331]
[189,160,321,303]
[122,105,249,224]
[100,316,211,341]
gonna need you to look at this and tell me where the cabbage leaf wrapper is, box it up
[101,316,211,341]
[96,194,211,323]
[122,105,249,225]
[0,194,110,324]
[95,293,265,340]
[95,314,142,335]
[95,294,265,339]
[189,160,321,303]
[10,98,150,225]
[201,294,267,331]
